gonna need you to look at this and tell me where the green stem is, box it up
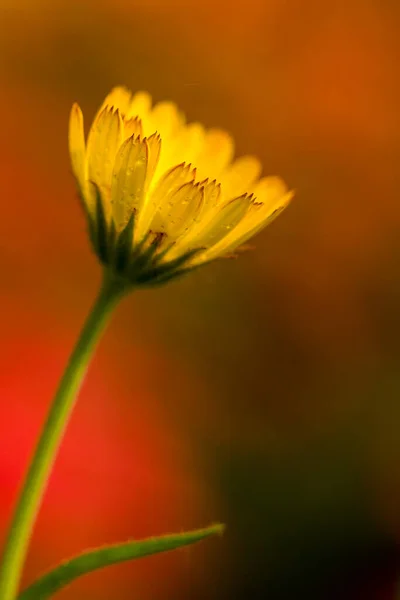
[0,273,127,600]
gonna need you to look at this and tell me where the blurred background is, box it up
[0,0,399,598]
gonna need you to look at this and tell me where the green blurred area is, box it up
[0,0,399,598]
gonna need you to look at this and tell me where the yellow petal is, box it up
[111,136,148,231]
[151,181,204,238]
[228,191,293,251]
[99,86,133,116]
[166,122,206,169]
[147,101,184,140]
[123,116,143,140]
[220,155,262,198]
[199,184,294,261]
[68,103,88,204]
[170,180,222,255]
[189,194,252,250]
[86,107,124,198]
[195,129,234,180]
[202,179,222,213]
[145,132,162,188]
[127,91,152,120]
[152,163,196,205]
[136,162,195,239]
[251,176,289,207]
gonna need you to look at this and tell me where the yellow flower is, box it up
[68,87,293,286]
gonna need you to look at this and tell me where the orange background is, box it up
[0,0,399,598]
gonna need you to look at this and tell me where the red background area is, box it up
[0,0,399,598]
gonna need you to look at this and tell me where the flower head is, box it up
[69,87,293,287]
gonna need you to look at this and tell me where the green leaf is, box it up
[113,211,135,272]
[90,182,109,264]
[128,232,165,278]
[18,524,224,600]
[135,248,201,285]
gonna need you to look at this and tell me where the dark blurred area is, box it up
[1,0,400,598]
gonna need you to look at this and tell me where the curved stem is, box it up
[0,274,127,600]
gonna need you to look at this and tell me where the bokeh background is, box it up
[0,0,399,598]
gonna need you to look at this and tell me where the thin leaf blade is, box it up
[18,524,224,600]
